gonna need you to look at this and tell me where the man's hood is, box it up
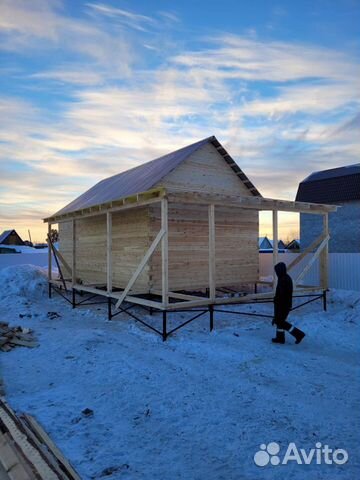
[275,262,287,278]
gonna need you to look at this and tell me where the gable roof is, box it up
[0,229,24,245]
[296,163,360,203]
[0,230,12,244]
[258,236,272,248]
[286,239,300,249]
[52,136,261,217]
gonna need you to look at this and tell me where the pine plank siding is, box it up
[156,143,252,196]
[59,209,151,291]
[111,208,150,291]
[58,221,73,276]
[149,203,258,291]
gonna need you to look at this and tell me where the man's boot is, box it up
[272,329,285,344]
[282,321,306,344]
[290,327,305,344]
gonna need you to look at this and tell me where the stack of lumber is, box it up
[0,399,81,480]
[0,324,38,352]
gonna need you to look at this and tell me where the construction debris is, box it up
[0,323,38,352]
[0,399,81,480]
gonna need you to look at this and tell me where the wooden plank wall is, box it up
[58,221,73,275]
[111,208,150,291]
[149,203,259,291]
[59,208,151,290]
[155,143,253,197]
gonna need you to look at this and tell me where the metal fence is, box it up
[260,253,360,291]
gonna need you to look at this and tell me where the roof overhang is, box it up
[44,188,338,223]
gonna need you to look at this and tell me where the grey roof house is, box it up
[296,164,360,253]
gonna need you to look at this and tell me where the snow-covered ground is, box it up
[1,265,359,479]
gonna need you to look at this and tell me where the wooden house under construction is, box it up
[44,136,337,337]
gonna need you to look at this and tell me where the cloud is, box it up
[30,68,105,86]
[0,0,133,75]
[86,2,156,31]
[158,11,181,23]
[0,5,359,240]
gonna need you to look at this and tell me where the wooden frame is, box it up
[272,210,278,289]
[47,223,52,282]
[106,212,112,294]
[208,204,216,301]
[45,189,336,313]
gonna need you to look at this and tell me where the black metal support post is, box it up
[323,290,327,311]
[162,311,167,342]
[48,282,52,299]
[72,288,76,309]
[108,297,112,320]
[254,283,257,294]
[209,304,214,331]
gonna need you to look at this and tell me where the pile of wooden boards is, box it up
[0,324,38,352]
[0,399,81,480]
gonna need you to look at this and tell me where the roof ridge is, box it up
[49,135,260,219]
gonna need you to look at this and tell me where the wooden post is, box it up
[272,210,278,289]
[72,219,76,285]
[320,213,329,289]
[47,223,52,282]
[107,212,112,294]
[161,198,169,308]
[208,204,216,301]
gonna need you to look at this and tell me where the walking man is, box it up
[272,262,305,344]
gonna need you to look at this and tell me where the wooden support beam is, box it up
[47,241,72,278]
[295,235,329,286]
[115,228,165,309]
[72,220,76,285]
[166,191,338,214]
[120,295,163,310]
[320,213,329,289]
[208,204,216,301]
[272,210,278,289]
[44,188,166,223]
[151,290,203,301]
[161,198,169,308]
[107,212,112,294]
[47,223,52,282]
[287,232,327,272]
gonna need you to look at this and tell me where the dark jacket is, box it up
[274,262,293,320]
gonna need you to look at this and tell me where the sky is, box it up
[0,0,359,242]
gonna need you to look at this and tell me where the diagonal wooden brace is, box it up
[115,228,166,309]
[294,235,330,286]
[287,232,327,273]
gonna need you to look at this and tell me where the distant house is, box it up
[278,239,286,250]
[258,236,273,251]
[258,236,286,252]
[296,164,360,253]
[287,239,300,251]
[0,229,24,246]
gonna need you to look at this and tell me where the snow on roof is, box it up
[0,230,14,244]
[51,136,261,218]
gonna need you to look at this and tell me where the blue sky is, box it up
[0,0,359,241]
